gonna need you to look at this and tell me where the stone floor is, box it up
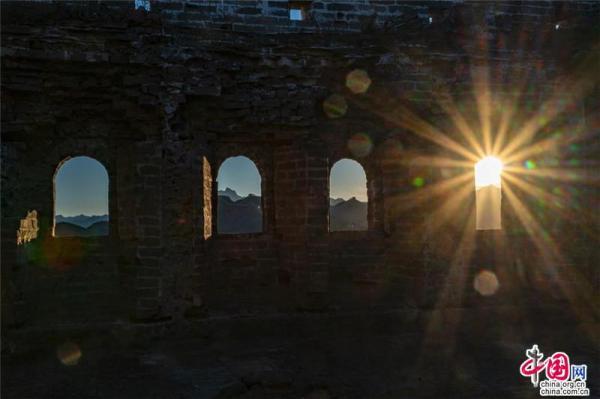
[2,303,598,399]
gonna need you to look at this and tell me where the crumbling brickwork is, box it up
[16,210,38,245]
[1,0,598,342]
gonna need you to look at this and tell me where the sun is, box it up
[475,156,503,188]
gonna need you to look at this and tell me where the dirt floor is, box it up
[2,303,598,399]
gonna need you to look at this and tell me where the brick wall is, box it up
[1,0,598,335]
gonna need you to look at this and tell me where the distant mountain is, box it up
[218,188,242,202]
[237,193,261,207]
[55,222,86,237]
[55,214,108,228]
[55,221,108,237]
[330,197,345,206]
[217,194,262,234]
[87,221,109,236]
[330,197,367,231]
[215,191,366,233]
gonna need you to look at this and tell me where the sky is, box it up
[55,155,367,216]
[55,156,109,216]
[217,156,261,197]
[330,158,367,201]
[217,156,367,201]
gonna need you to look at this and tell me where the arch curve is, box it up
[216,155,263,234]
[329,158,368,231]
[53,156,109,237]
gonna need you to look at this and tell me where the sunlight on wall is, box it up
[16,210,38,245]
[203,156,213,239]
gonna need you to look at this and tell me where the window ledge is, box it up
[51,235,111,243]
[328,229,382,239]
[215,232,268,240]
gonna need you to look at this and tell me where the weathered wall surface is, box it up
[1,0,598,340]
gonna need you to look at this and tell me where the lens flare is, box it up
[475,156,503,230]
[41,236,84,272]
[346,69,372,94]
[347,133,373,158]
[412,177,425,187]
[382,137,404,158]
[475,156,503,188]
[524,160,537,170]
[473,270,499,296]
[341,29,598,347]
[57,342,82,366]
[323,94,347,119]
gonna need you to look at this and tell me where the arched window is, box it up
[475,156,502,230]
[216,156,262,234]
[54,156,109,237]
[329,159,368,231]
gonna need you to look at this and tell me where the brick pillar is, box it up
[380,138,429,306]
[304,139,330,305]
[159,131,195,321]
[115,139,138,318]
[133,139,164,320]
[274,135,330,309]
